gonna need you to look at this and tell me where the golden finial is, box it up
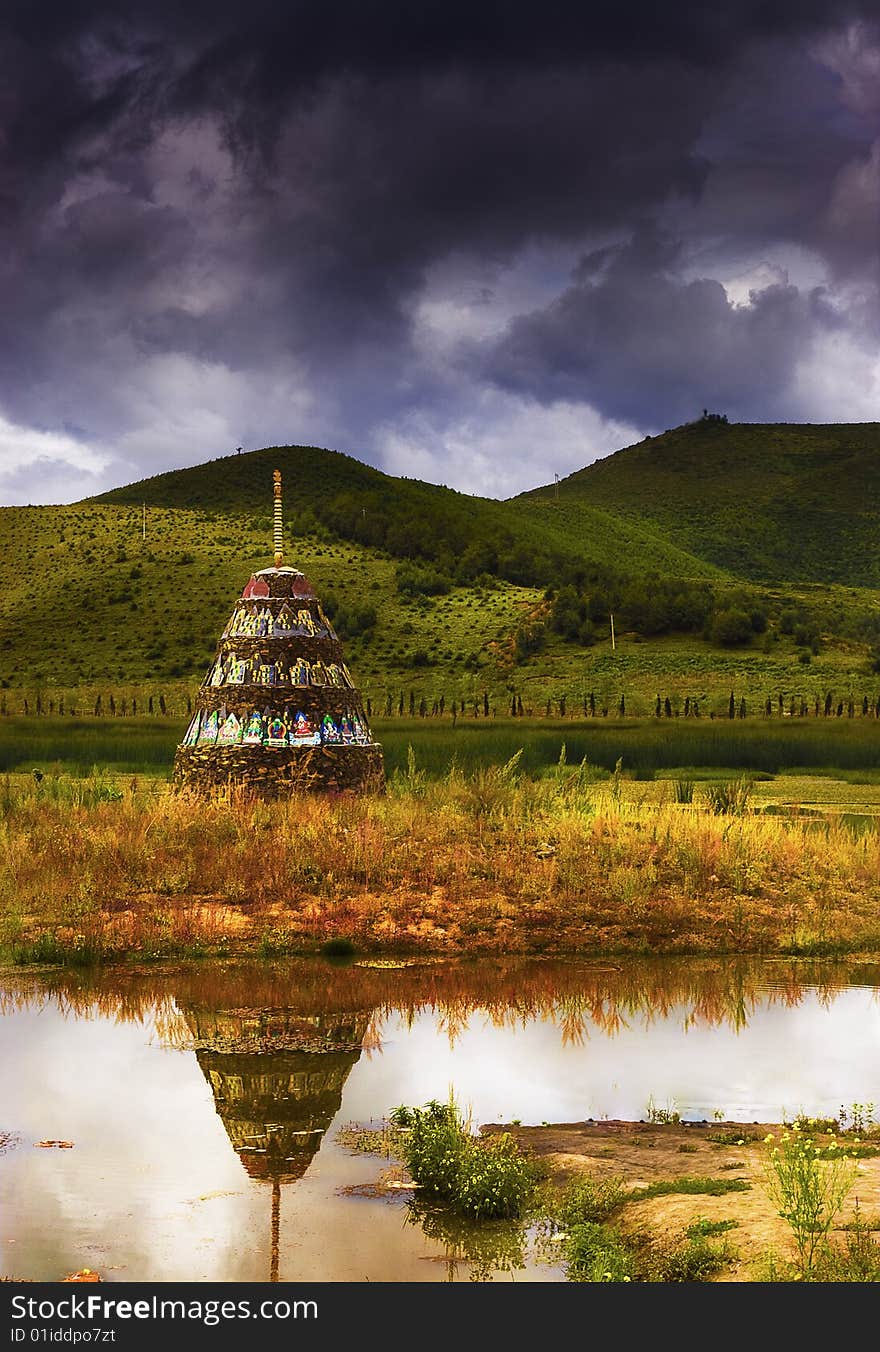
[272,469,283,567]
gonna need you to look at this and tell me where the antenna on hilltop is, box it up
[554,473,559,501]
[273,469,283,568]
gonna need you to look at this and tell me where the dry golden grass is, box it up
[2,769,880,961]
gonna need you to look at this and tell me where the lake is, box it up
[1,955,878,1282]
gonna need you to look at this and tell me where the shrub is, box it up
[390,1096,539,1221]
[710,608,754,646]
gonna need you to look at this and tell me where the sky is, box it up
[1,1,878,505]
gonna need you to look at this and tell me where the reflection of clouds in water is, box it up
[0,1007,267,1281]
[3,968,880,1281]
[337,990,880,1127]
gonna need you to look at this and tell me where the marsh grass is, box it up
[5,754,880,961]
[10,716,880,782]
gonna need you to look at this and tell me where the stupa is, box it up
[172,468,384,795]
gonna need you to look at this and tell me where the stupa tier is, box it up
[172,471,384,795]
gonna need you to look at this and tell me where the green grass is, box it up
[627,1176,752,1200]
[0,719,180,775]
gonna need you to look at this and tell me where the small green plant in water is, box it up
[563,1221,636,1283]
[645,1095,681,1125]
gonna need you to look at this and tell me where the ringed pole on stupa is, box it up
[273,469,283,567]
[172,464,384,796]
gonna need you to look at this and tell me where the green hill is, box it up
[2,422,880,716]
[93,441,718,585]
[517,419,880,585]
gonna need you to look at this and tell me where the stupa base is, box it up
[172,743,385,797]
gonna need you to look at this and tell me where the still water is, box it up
[1,955,878,1283]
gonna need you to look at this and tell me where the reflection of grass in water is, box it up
[404,1198,533,1283]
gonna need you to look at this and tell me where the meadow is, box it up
[4,740,880,966]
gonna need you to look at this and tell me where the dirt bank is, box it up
[480,1118,880,1280]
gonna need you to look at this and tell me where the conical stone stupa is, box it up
[172,469,384,796]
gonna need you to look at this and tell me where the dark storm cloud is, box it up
[478,225,846,428]
[0,1,878,500]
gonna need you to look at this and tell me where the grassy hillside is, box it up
[516,419,880,585]
[93,441,719,584]
[2,423,880,716]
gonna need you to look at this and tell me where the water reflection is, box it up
[5,953,879,1045]
[184,1005,369,1281]
[1,954,879,1282]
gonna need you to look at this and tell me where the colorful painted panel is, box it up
[290,657,311,685]
[321,714,341,744]
[292,574,315,599]
[218,712,243,745]
[198,710,220,745]
[183,711,201,745]
[266,714,289,747]
[273,604,295,634]
[291,608,326,637]
[243,710,264,744]
[291,711,320,746]
[310,660,327,686]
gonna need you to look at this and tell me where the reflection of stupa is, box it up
[172,469,384,795]
[183,1005,370,1282]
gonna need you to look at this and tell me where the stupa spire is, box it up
[273,468,283,568]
